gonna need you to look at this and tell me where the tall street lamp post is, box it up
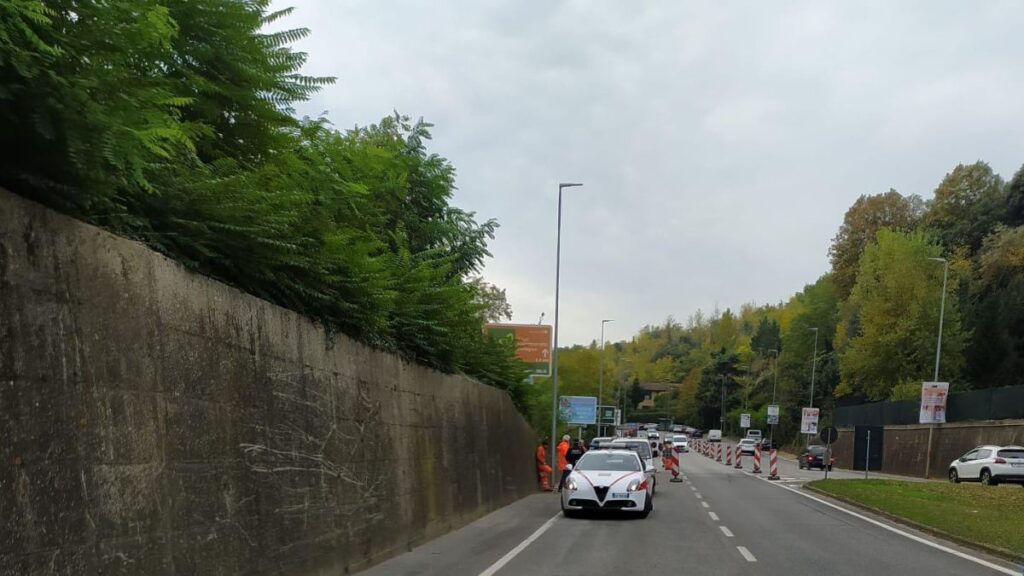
[807,327,819,446]
[768,348,779,449]
[550,183,582,469]
[599,319,614,436]
[923,257,949,479]
[808,327,819,409]
[928,257,949,382]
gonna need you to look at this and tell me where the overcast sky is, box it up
[286,0,1024,346]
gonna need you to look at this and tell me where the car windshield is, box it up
[998,449,1024,459]
[575,453,640,472]
[740,439,755,445]
[612,442,652,459]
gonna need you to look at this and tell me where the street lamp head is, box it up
[809,327,819,332]
[928,257,947,263]
[602,319,614,324]
[559,182,583,189]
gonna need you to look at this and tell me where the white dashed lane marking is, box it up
[708,512,719,521]
[737,546,757,562]
[720,526,734,538]
[701,502,710,508]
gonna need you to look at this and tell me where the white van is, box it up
[746,429,762,441]
[708,429,722,442]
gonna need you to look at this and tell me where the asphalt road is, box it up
[358,444,1020,576]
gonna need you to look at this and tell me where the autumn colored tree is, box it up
[829,189,924,297]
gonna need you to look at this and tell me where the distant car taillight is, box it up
[994,457,1007,464]
[807,455,814,462]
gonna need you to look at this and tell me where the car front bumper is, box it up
[562,490,648,512]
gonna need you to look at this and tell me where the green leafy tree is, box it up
[1006,165,1024,227]
[922,162,1007,253]
[750,317,782,353]
[695,348,740,430]
[964,225,1024,387]
[838,230,967,400]
[829,189,924,297]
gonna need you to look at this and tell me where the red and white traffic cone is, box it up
[768,449,780,480]
[752,445,762,474]
[725,445,733,466]
[734,449,743,469]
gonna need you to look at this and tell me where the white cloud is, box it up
[285,0,1024,345]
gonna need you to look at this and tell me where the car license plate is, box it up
[611,492,630,499]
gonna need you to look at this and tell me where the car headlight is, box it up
[627,479,648,492]
[564,477,578,491]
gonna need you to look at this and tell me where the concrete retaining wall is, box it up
[0,189,536,575]
[832,420,1024,478]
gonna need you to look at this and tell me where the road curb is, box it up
[802,483,1024,564]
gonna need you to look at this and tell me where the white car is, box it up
[560,449,654,518]
[609,438,657,490]
[671,435,689,452]
[948,445,1024,486]
[646,431,661,457]
[737,438,757,455]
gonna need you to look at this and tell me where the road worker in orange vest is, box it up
[556,435,571,492]
[536,441,553,491]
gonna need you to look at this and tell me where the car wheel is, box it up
[948,469,959,484]
[798,460,804,470]
[639,494,653,518]
[980,469,995,486]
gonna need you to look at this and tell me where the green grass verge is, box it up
[807,479,1024,559]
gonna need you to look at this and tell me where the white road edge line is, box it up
[720,525,734,537]
[701,501,710,508]
[477,512,560,576]
[708,512,720,521]
[766,481,1018,576]
[737,546,757,562]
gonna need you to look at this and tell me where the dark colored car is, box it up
[691,430,703,439]
[798,445,834,471]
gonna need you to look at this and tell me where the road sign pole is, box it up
[865,430,871,480]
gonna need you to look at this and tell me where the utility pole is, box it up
[809,327,819,408]
[549,183,582,471]
[928,257,948,382]
[599,319,613,436]
[769,349,779,449]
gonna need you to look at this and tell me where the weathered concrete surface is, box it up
[832,420,1024,478]
[0,189,536,575]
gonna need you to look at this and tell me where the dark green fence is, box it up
[836,385,1024,427]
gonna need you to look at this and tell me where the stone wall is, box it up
[0,189,536,575]
[831,420,1024,478]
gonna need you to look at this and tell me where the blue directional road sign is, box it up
[559,396,597,425]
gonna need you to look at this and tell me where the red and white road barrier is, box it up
[768,449,779,480]
[734,448,743,469]
[715,443,722,462]
[725,444,733,466]
[752,445,762,474]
